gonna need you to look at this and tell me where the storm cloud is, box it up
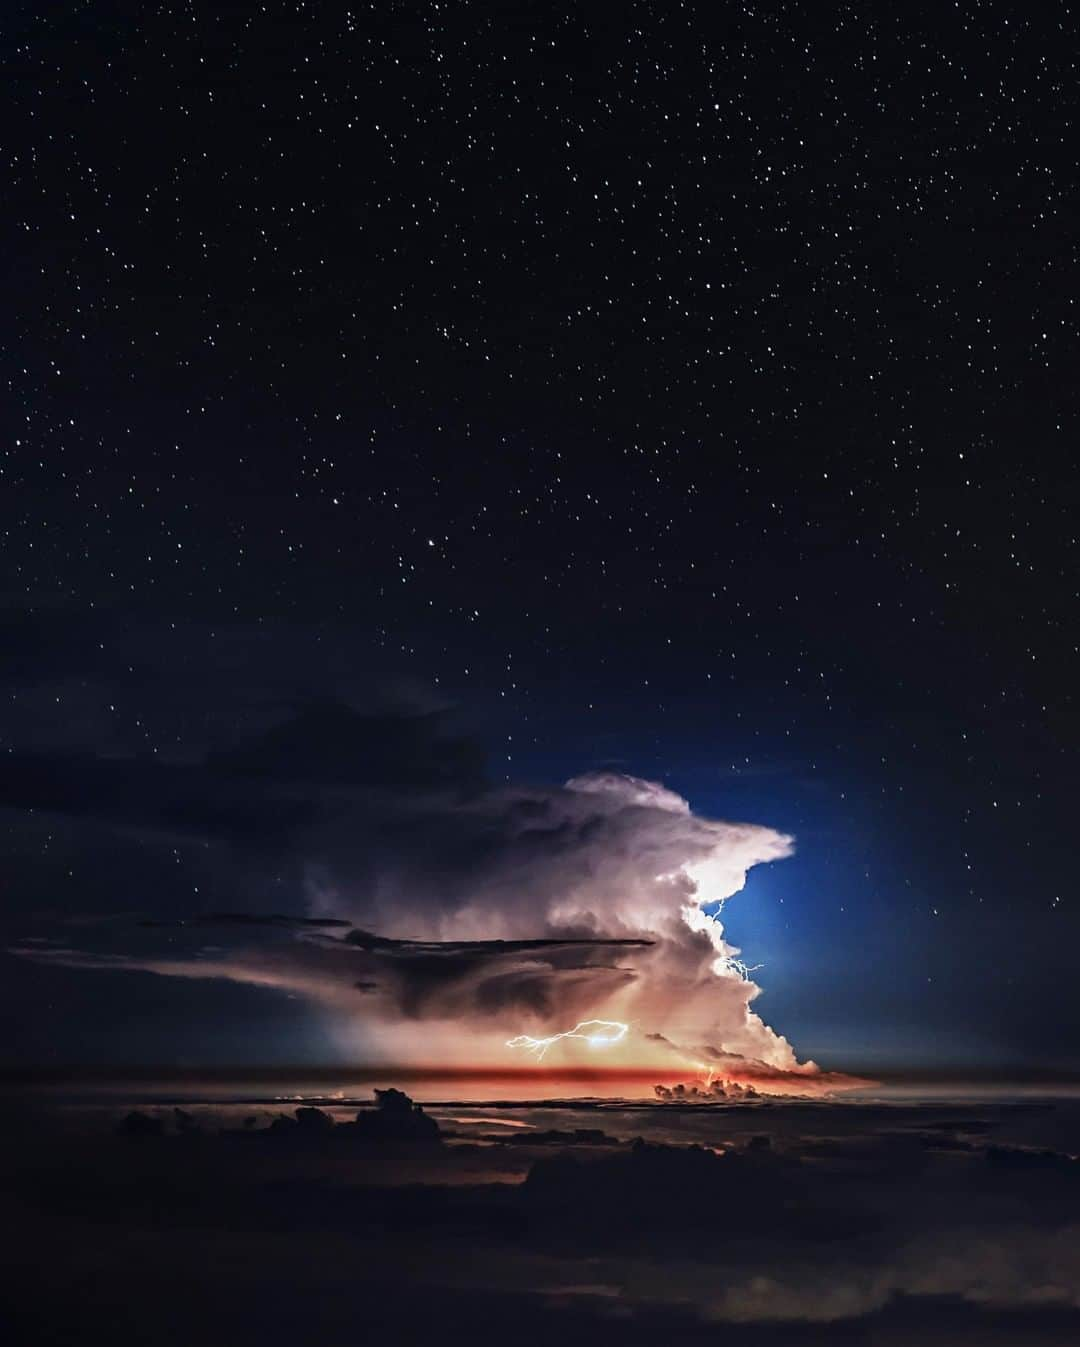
[9,702,844,1087]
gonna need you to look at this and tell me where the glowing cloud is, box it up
[13,764,858,1091]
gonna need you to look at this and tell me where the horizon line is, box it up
[4,1063,1080,1087]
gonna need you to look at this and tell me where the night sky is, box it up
[4,3,1078,1077]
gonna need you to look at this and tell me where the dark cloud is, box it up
[353,1088,442,1143]
[9,1095,1080,1340]
[140,913,353,930]
[0,701,482,842]
[0,749,316,843]
[341,931,652,954]
[207,699,487,791]
[11,922,653,1029]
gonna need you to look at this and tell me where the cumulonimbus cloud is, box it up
[13,747,856,1090]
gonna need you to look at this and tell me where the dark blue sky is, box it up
[3,3,1076,1076]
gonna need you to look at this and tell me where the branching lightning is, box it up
[698,908,762,982]
[505,1018,629,1060]
[721,955,762,981]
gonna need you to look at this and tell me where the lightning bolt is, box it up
[721,955,762,981]
[505,1018,629,1060]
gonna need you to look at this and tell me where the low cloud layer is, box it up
[10,1093,1080,1341]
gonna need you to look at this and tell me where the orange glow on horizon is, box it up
[311,1062,875,1097]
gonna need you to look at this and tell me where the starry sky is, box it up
[3,3,1077,1077]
